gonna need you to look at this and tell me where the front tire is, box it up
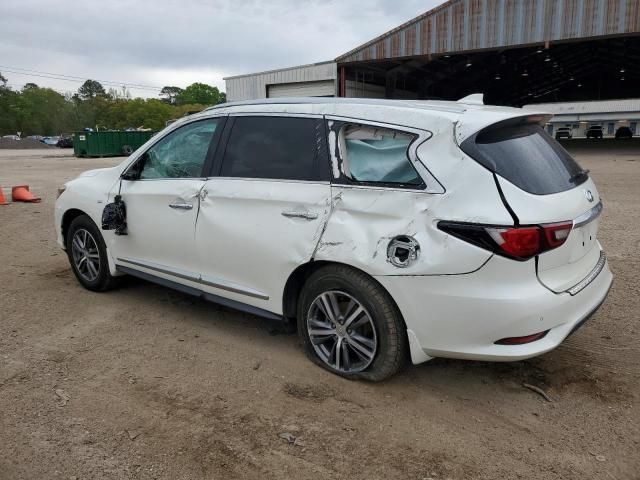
[66,215,117,292]
[297,265,407,381]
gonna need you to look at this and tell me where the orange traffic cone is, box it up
[11,185,41,203]
[0,187,8,205]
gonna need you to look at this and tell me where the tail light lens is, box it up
[542,222,573,248]
[438,221,573,261]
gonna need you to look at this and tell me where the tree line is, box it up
[0,73,226,136]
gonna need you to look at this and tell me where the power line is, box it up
[0,65,163,92]
[1,69,161,92]
[0,64,163,90]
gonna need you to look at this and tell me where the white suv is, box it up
[55,98,612,381]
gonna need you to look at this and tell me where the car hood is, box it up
[78,167,118,178]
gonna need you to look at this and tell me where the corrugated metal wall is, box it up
[225,62,337,101]
[338,0,640,63]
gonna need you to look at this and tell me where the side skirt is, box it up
[116,265,283,322]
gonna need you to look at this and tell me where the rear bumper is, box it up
[376,251,613,364]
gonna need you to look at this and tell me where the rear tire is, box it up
[297,265,407,382]
[66,215,118,292]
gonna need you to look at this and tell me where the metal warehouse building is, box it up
[524,98,640,137]
[226,0,640,106]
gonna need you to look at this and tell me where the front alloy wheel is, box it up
[307,291,377,373]
[66,214,118,292]
[71,228,101,282]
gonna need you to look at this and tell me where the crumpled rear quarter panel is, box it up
[314,125,512,276]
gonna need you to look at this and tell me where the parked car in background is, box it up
[586,126,604,139]
[57,135,73,148]
[2,134,20,140]
[42,136,60,146]
[555,127,572,140]
[27,135,44,141]
[55,98,612,381]
[615,126,633,139]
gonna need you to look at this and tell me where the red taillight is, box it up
[541,222,573,249]
[438,220,573,261]
[486,226,541,258]
[495,330,549,345]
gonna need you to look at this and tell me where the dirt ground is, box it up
[0,145,638,480]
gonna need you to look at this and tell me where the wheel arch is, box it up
[61,208,90,247]
[282,260,408,332]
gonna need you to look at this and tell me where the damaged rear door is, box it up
[195,114,331,313]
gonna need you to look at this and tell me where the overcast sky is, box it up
[0,0,446,98]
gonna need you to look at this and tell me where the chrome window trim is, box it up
[207,177,330,185]
[116,257,269,300]
[330,183,430,194]
[126,177,209,182]
[573,201,603,229]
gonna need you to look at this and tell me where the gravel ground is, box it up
[0,138,54,149]
[0,146,638,480]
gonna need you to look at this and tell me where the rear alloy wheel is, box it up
[66,215,118,292]
[298,265,407,381]
[307,291,377,373]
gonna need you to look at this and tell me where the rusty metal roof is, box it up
[337,0,640,64]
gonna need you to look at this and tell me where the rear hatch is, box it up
[460,116,603,293]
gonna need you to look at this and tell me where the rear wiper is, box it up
[569,169,590,183]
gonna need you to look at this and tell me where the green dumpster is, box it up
[73,130,157,158]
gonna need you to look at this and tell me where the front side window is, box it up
[339,124,422,186]
[221,116,320,181]
[139,119,220,179]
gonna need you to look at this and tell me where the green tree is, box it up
[15,87,74,135]
[0,75,19,134]
[176,83,223,106]
[160,86,183,104]
[78,79,106,99]
[0,72,225,135]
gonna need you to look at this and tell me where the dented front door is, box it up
[109,117,224,284]
[110,179,206,284]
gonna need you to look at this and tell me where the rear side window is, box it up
[461,122,587,195]
[221,116,321,181]
[339,124,422,187]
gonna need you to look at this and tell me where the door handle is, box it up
[281,211,318,220]
[169,202,194,210]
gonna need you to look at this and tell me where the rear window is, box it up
[461,122,587,195]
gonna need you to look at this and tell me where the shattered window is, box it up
[341,125,422,186]
[140,119,219,179]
